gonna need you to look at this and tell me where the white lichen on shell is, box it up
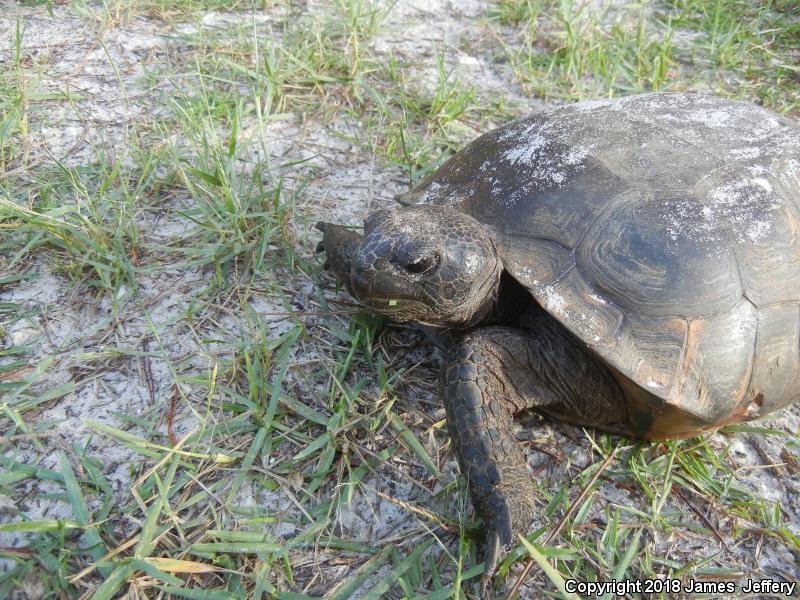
[707,175,781,245]
[541,285,567,313]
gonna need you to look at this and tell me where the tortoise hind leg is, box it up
[442,324,624,587]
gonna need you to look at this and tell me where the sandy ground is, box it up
[1,1,799,598]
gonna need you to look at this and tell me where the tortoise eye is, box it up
[404,254,438,275]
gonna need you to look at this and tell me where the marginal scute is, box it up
[606,315,688,400]
[748,304,800,414]
[520,268,624,349]
[675,299,758,422]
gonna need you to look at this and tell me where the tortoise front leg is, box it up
[443,324,624,589]
[443,327,553,585]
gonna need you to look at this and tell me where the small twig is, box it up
[567,522,645,531]
[0,364,34,382]
[780,448,800,474]
[167,384,180,447]
[0,432,55,445]
[68,534,141,584]
[529,443,637,493]
[506,447,619,600]
[140,338,156,406]
[61,287,174,351]
[258,310,358,317]
[672,485,727,548]
[0,547,34,558]
[373,489,459,535]
[545,448,619,545]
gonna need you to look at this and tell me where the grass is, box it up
[1,18,31,172]
[1,159,143,309]
[0,0,798,598]
[487,0,799,112]
[666,0,800,113]
[489,0,677,99]
[348,50,482,184]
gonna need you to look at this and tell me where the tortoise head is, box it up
[318,205,502,327]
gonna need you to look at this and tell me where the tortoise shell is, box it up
[409,93,800,438]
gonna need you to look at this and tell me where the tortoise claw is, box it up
[315,222,329,254]
[315,222,332,267]
[481,528,502,594]
[481,501,515,595]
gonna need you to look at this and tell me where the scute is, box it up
[500,236,574,289]
[580,113,723,190]
[611,314,687,399]
[498,159,627,249]
[694,166,800,306]
[412,93,800,427]
[576,189,743,317]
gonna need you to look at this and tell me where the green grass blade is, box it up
[325,545,395,600]
[156,586,239,600]
[58,452,111,577]
[518,536,581,600]
[599,529,643,600]
[0,519,80,533]
[388,413,440,478]
[225,427,268,505]
[135,497,164,558]
[361,539,434,600]
[90,562,135,600]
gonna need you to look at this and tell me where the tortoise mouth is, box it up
[355,294,429,320]
[349,267,432,319]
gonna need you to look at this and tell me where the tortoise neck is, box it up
[479,271,530,326]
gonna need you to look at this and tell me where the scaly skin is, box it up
[442,331,538,582]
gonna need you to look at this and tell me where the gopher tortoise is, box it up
[316,93,800,583]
